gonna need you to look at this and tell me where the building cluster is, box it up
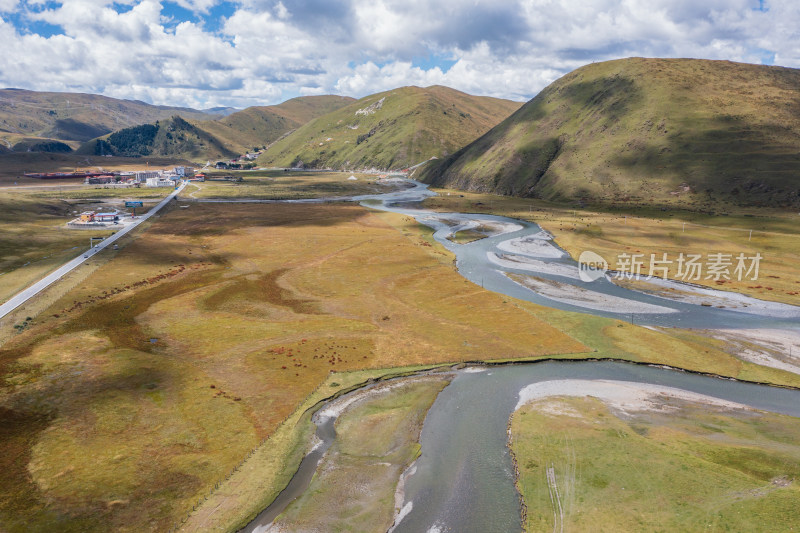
[84,167,204,187]
[213,151,260,169]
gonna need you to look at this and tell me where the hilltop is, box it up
[0,88,218,146]
[421,58,800,209]
[256,86,523,170]
[196,95,355,155]
[78,95,355,161]
[78,116,238,160]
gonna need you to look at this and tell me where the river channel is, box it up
[241,179,800,533]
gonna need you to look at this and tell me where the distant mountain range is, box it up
[0,86,521,169]
[75,87,521,168]
[77,95,355,161]
[7,58,800,210]
[0,88,220,149]
[420,58,800,208]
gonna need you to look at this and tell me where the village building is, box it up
[95,212,119,223]
[134,170,162,182]
[146,177,174,187]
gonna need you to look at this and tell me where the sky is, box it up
[0,0,796,109]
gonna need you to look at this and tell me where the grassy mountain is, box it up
[421,58,800,209]
[11,138,73,153]
[0,88,218,144]
[78,95,355,161]
[257,86,523,170]
[197,95,355,155]
[202,106,239,116]
[78,116,238,160]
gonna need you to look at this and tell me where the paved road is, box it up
[0,181,186,321]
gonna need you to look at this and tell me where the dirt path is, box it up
[187,182,203,198]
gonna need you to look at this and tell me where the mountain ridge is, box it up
[75,95,356,161]
[421,58,800,209]
[257,85,524,170]
[0,88,220,144]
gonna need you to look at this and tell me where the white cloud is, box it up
[0,0,19,13]
[171,0,219,14]
[299,86,325,96]
[0,0,796,108]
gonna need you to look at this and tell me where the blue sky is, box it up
[0,0,796,108]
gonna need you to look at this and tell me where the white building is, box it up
[146,177,174,187]
[135,170,162,183]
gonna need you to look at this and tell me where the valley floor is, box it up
[1,183,799,532]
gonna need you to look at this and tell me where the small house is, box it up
[95,212,118,223]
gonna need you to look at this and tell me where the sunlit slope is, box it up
[421,58,800,208]
[197,95,355,154]
[266,94,357,124]
[77,116,238,160]
[257,85,523,170]
[78,95,356,160]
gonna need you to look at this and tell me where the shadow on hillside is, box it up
[612,114,800,207]
[426,75,645,196]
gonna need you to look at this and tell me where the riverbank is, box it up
[421,189,800,306]
[180,350,800,533]
[262,376,450,532]
[511,381,800,531]
[507,272,679,314]
[177,365,448,532]
[5,179,800,532]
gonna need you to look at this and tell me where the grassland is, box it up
[270,377,449,532]
[257,85,523,170]
[511,395,800,532]
[177,365,447,532]
[0,202,584,532]
[185,170,398,200]
[0,185,170,304]
[422,58,800,209]
[32,187,172,201]
[0,190,117,303]
[423,190,800,306]
[447,227,488,244]
[195,95,355,156]
[3,185,800,532]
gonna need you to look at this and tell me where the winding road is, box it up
[0,181,186,321]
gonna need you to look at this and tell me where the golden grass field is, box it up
[512,396,800,532]
[186,170,399,200]
[424,190,800,306]
[2,187,800,532]
[0,186,169,305]
[0,201,585,532]
[0,190,111,304]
